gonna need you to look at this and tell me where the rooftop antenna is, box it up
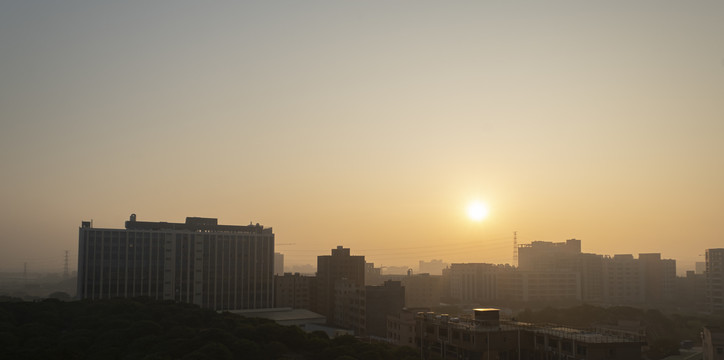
[513,231,518,267]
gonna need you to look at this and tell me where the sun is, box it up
[467,201,489,221]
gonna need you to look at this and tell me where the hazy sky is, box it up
[1,1,722,274]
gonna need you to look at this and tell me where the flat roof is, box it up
[229,308,325,322]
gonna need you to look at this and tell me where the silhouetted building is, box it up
[706,248,724,312]
[366,280,405,338]
[448,263,499,304]
[77,215,274,310]
[275,272,315,309]
[518,239,603,303]
[365,262,382,286]
[518,239,582,271]
[498,270,581,302]
[274,252,284,276]
[401,273,443,308]
[675,270,706,310]
[639,253,676,303]
[315,246,365,325]
[603,254,645,304]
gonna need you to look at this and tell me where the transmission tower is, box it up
[63,250,70,278]
[513,231,518,266]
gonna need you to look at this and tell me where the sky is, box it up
[1,1,722,275]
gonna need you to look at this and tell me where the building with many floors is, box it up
[315,246,365,325]
[366,280,405,338]
[77,215,275,310]
[706,248,724,312]
[275,272,315,309]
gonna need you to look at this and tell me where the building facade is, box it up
[275,272,315,309]
[366,280,405,338]
[448,263,499,304]
[77,215,275,310]
[706,248,724,312]
[417,309,645,360]
[274,252,284,276]
[334,278,366,335]
[315,246,365,325]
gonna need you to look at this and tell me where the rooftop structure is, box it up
[416,309,645,359]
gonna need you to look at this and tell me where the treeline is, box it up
[0,297,419,360]
[516,304,724,359]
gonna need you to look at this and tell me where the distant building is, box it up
[315,246,365,326]
[697,261,707,275]
[274,252,284,276]
[706,248,724,312]
[365,262,382,286]
[366,280,405,338]
[603,254,645,304]
[675,271,706,311]
[517,239,603,303]
[518,239,582,271]
[77,215,274,310]
[498,270,581,302]
[639,253,676,303]
[419,259,448,276]
[448,263,499,304]
[401,273,443,308]
[275,272,315,309]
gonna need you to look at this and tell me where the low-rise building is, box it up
[275,272,315,309]
[417,308,645,360]
[366,280,405,338]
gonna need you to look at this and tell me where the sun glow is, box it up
[467,201,489,221]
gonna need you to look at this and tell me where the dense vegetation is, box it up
[516,304,724,359]
[0,297,419,360]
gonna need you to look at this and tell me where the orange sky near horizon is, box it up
[1,1,723,275]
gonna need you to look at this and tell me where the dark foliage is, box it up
[0,298,420,359]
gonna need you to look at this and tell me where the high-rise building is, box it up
[639,253,676,304]
[77,215,275,310]
[274,252,284,276]
[518,239,582,271]
[517,239,601,302]
[603,255,645,304]
[705,248,724,312]
[315,246,365,325]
